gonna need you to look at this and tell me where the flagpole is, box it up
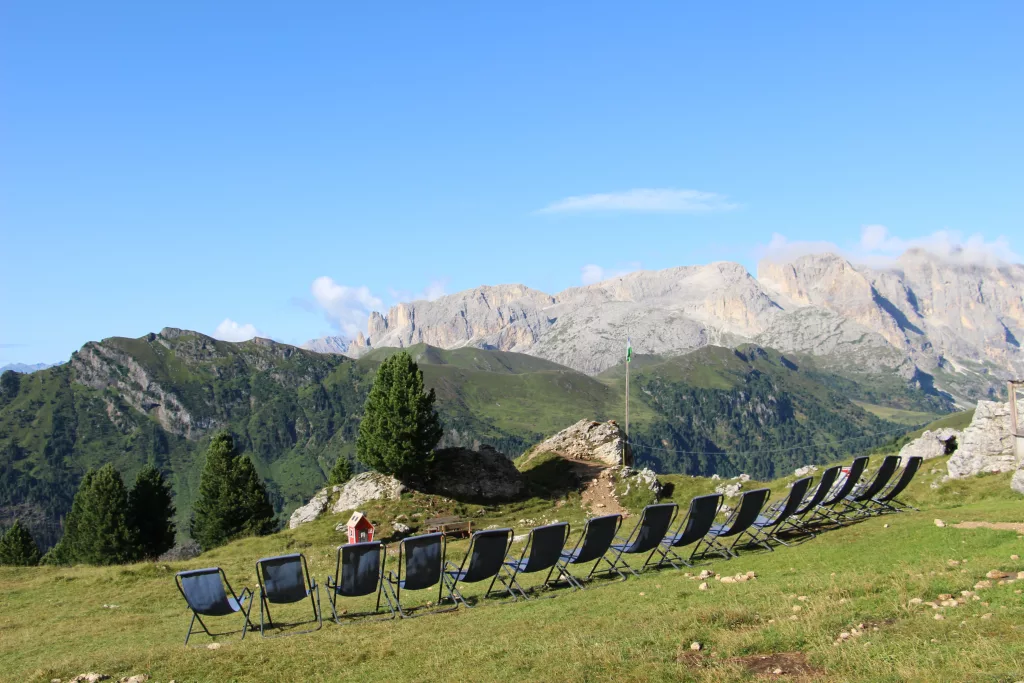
[625,331,630,467]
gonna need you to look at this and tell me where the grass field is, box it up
[851,401,939,426]
[2,457,1023,682]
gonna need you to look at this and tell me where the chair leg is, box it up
[184,613,196,647]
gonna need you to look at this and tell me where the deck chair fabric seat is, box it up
[651,494,723,569]
[839,456,901,519]
[255,553,322,637]
[502,522,571,598]
[805,456,869,526]
[442,528,514,608]
[608,503,679,576]
[552,514,624,588]
[691,488,771,560]
[384,532,456,618]
[733,477,813,551]
[779,466,842,537]
[326,541,394,623]
[869,456,923,513]
[175,567,254,646]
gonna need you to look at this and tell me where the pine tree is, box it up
[44,465,137,565]
[128,464,176,559]
[191,432,276,550]
[356,351,443,480]
[328,454,352,486]
[0,519,41,566]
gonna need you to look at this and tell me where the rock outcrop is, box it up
[525,419,627,466]
[947,401,1017,479]
[332,472,406,514]
[425,446,525,501]
[899,428,960,463]
[288,486,340,529]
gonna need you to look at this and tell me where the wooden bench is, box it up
[425,516,472,538]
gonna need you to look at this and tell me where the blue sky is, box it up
[2,2,1022,365]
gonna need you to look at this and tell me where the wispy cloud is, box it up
[311,277,384,338]
[539,188,738,214]
[388,278,449,303]
[759,225,1021,267]
[580,262,642,285]
[213,319,263,342]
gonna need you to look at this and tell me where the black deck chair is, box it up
[442,527,514,608]
[175,567,254,647]
[255,553,322,638]
[691,488,771,560]
[804,456,869,526]
[502,522,572,598]
[383,532,455,618]
[733,477,813,551]
[650,494,723,569]
[837,455,901,520]
[868,456,923,514]
[325,541,394,624]
[550,514,624,589]
[608,503,679,576]
[779,465,842,537]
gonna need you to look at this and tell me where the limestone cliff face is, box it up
[343,250,1023,398]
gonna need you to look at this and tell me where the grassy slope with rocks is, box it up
[0,332,945,549]
[1,452,1022,682]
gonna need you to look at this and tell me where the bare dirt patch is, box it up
[576,462,626,516]
[731,651,822,679]
[953,521,1024,533]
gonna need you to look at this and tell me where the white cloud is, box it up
[388,278,449,303]
[580,262,642,285]
[311,276,384,338]
[539,188,738,214]
[213,319,262,342]
[760,225,1021,267]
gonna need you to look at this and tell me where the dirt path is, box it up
[575,462,626,516]
[953,521,1024,533]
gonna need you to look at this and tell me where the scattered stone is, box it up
[690,642,702,651]
[117,676,149,683]
[792,605,802,612]
[797,595,808,601]
[909,598,923,605]
[975,580,992,590]
[789,615,799,621]
[948,560,961,567]
[883,524,889,528]
[69,676,109,683]
[1012,555,1020,561]
[934,519,946,528]
[772,667,783,675]
[720,576,737,584]
[391,521,411,534]
[698,582,709,591]
[698,569,713,580]
[981,613,993,620]
[938,593,953,600]
[839,631,851,640]
[794,465,818,476]
[934,614,945,620]
[987,570,1012,579]
[207,643,222,650]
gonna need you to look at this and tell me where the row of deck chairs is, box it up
[173,455,922,645]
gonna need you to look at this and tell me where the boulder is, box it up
[947,401,1017,479]
[620,466,662,496]
[332,472,406,514]
[1012,469,1024,496]
[899,428,960,463]
[288,486,340,529]
[794,465,818,476]
[424,446,525,502]
[526,419,626,466]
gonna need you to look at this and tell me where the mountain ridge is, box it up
[318,249,1022,403]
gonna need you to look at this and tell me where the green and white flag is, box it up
[626,336,632,364]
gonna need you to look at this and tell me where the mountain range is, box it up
[0,328,935,550]
[0,362,61,374]
[325,249,1023,404]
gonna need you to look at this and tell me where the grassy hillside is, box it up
[2,457,1022,682]
[0,334,943,550]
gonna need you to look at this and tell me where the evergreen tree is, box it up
[0,519,41,566]
[128,464,176,559]
[191,433,276,550]
[328,454,352,486]
[356,352,443,480]
[44,465,137,565]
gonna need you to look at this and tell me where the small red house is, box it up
[346,511,375,544]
